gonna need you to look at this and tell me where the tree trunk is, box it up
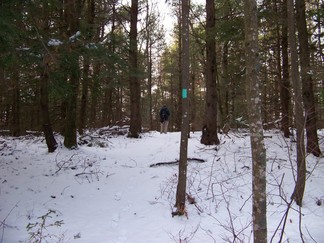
[63,63,79,149]
[280,0,290,138]
[89,64,100,126]
[40,54,57,153]
[79,61,89,135]
[200,0,220,145]
[287,0,306,207]
[177,0,182,132]
[145,1,153,131]
[102,1,116,127]
[244,0,267,241]
[128,0,141,138]
[63,0,80,149]
[295,0,321,157]
[175,0,190,215]
[9,71,21,137]
[78,0,95,134]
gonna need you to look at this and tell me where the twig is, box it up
[239,193,252,212]
[305,225,318,243]
[53,154,78,175]
[0,201,19,243]
[60,186,70,196]
[206,156,219,199]
[270,173,294,243]
[75,172,97,177]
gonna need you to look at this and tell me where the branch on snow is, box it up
[149,158,206,167]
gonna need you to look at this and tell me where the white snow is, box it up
[69,31,81,42]
[0,129,323,242]
[85,43,98,49]
[47,39,63,46]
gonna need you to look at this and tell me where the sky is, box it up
[157,0,205,43]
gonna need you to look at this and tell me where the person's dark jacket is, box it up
[159,106,170,122]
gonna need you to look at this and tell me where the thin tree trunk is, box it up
[295,0,321,157]
[281,0,290,138]
[287,0,306,207]
[40,54,57,152]
[175,0,190,215]
[190,71,196,131]
[10,71,21,137]
[79,61,89,135]
[148,45,153,130]
[177,0,182,132]
[244,0,267,241]
[89,64,100,126]
[102,1,115,127]
[316,0,324,64]
[222,42,229,119]
[128,0,141,138]
[201,0,220,145]
[78,0,94,134]
[145,1,153,130]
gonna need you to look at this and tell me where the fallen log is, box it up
[149,157,206,167]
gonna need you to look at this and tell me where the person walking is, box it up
[159,105,170,134]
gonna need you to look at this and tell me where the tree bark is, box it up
[128,0,142,138]
[175,0,190,215]
[280,0,291,138]
[78,0,95,134]
[244,0,267,241]
[9,71,21,137]
[200,0,220,146]
[63,0,81,149]
[295,0,321,157]
[145,1,153,130]
[40,54,57,152]
[177,0,182,132]
[79,60,89,135]
[287,0,306,207]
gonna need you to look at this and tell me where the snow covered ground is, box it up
[0,129,323,242]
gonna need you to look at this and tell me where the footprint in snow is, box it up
[114,192,122,201]
[111,213,120,228]
[122,203,132,212]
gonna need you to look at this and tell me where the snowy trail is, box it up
[1,131,324,242]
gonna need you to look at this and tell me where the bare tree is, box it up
[175,0,190,216]
[244,0,267,241]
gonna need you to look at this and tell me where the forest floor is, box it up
[0,128,324,242]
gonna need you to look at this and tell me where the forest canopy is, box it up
[0,0,323,147]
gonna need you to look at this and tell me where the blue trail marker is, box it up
[182,88,187,99]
